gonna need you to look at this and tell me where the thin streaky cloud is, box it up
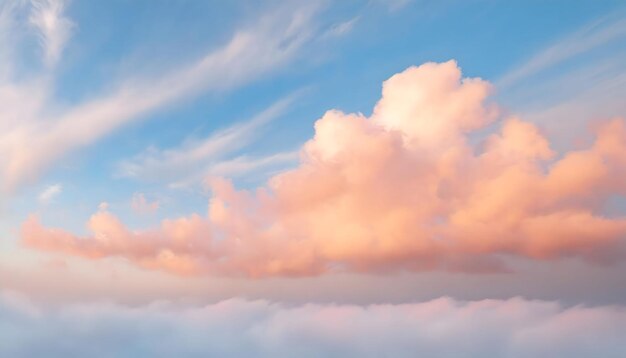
[167,151,299,190]
[0,2,320,193]
[322,15,360,38]
[29,0,74,67]
[374,0,411,12]
[208,151,300,178]
[117,91,303,185]
[501,47,626,149]
[498,15,626,88]
[37,183,61,204]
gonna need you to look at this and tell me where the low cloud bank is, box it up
[1,292,625,357]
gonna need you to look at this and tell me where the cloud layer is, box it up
[1,292,625,358]
[22,60,626,277]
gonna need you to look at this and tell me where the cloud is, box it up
[29,0,74,67]
[97,201,109,211]
[376,0,412,12]
[493,12,626,152]
[0,2,319,194]
[21,60,626,277]
[131,193,159,215]
[0,1,20,77]
[322,16,360,38]
[498,15,626,88]
[1,292,625,357]
[116,93,300,186]
[23,210,212,276]
[38,183,61,203]
[207,151,299,179]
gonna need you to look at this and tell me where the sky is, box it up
[1,0,626,356]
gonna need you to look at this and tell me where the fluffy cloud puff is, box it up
[1,292,625,357]
[22,60,626,277]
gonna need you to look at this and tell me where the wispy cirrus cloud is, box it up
[321,15,360,38]
[29,0,74,67]
[116,93,301,187]
[376,0,412,13]
[38,183,61,204]
[0,2,321,195]
[497,14,626,147]
[498,14,626,88]
[1,292,625,357]
[206,151,299,179]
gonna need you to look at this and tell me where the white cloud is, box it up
[29,0,74,67]
[0,2,320,194]
[498,15,626,88]
[1,292,625,357]
[37,183,61,203]
[376,0,411,12]
[208,151,299,178]
[168,151,299,189]
[117,93,300,186]
[322,16,360,38]
[97,201,109,211]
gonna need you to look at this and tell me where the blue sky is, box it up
[7,0,623,229]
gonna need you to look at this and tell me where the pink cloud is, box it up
[131,192,160,214]
[21,60,626,277]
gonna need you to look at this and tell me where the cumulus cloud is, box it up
[1,292,625,357]
[22,61,626,277]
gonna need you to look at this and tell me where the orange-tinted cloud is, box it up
[21,60,626,277]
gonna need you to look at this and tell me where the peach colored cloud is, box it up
[22,60,626,277]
